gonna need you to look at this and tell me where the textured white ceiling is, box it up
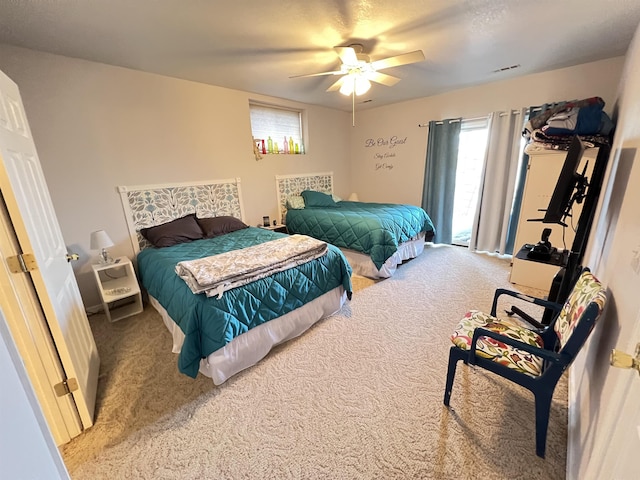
[0,0,639,111]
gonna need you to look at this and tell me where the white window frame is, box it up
[249,102,305,154]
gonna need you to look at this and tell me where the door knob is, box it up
[610,343,640,376]
[66,253,79,262]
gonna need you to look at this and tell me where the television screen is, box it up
[543,136,586,224]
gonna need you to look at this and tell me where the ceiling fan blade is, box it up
[289,70,343,79]
[366,71,401,87]
[370,50,425,70]
[326,76,347,92]
[334,46,358,65]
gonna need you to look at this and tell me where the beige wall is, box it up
[0,43,630,325]
[349,57,625,205]
[0,44,351,308]
[1,34,638,476]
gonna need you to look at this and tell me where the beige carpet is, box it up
[62,245,567,479]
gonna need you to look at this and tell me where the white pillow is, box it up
[286,195,306,209]
[332,194,342,202]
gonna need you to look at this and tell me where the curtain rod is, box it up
[418,115,485,127]
[418,106,544,127]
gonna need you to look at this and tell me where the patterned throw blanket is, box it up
[176,234,328,298]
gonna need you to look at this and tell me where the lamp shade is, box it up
[354,76,371,96]
[339,74,371,96]
[339,76,355,96]
[90,230,114,250]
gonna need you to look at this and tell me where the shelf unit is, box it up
[92,256,143,322]
[510,147,598,290]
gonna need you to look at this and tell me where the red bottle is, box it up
[261,139,266,155]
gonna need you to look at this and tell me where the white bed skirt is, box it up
[341,232,426,279]
[149,286,347,385]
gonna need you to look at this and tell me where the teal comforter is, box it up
[285,201,435,269]
[137,227,352,378]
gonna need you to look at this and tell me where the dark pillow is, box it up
[301,190,338,208]
[196,216,248,238]
[140,214,204,248]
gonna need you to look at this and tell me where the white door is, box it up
[601,313,640,480]
[0,69,99,431]
[611,354,640,479]
[0,197,82,444]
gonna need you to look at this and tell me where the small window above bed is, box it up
[250,103,305,155]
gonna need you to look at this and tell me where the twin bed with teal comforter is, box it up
[285,200,435,271]
[276,172,435,279]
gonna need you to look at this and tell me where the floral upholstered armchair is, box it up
[443,268,607,458]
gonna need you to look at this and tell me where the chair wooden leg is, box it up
[534,391,553,458]
[444,347,463,406]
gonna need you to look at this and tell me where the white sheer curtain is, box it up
[469,108,526,254]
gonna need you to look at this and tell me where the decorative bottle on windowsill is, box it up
[267,136,273,154]
[289,137,294,154]
[283,136,289,154]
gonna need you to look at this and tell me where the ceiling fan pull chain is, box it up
[352,89,356,127]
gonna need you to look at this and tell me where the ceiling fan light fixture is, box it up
[290,45,424,114]
[339,74,371,96]
[339,77,354,96]
[355,76,371,95]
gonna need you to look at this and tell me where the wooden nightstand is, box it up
[92,256,143,322]
[260,224,288,234]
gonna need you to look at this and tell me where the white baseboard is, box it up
[567,370,577,480]
[85,304,103,315]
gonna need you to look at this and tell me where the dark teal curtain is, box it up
[421,119,462,244]
[505,102,567,253]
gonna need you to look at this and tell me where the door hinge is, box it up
[53,378,79,397]
[6,253,38,273]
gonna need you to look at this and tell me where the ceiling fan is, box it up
[290,44,425,125]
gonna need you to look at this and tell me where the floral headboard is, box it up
[275,172,333,224]
[118,178,245,254]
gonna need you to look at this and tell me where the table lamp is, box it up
[90,230,114,264]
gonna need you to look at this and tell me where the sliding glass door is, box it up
[451,119,489,246]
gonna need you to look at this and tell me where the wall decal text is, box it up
[365,135,409,172]
[365,136,408,149]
